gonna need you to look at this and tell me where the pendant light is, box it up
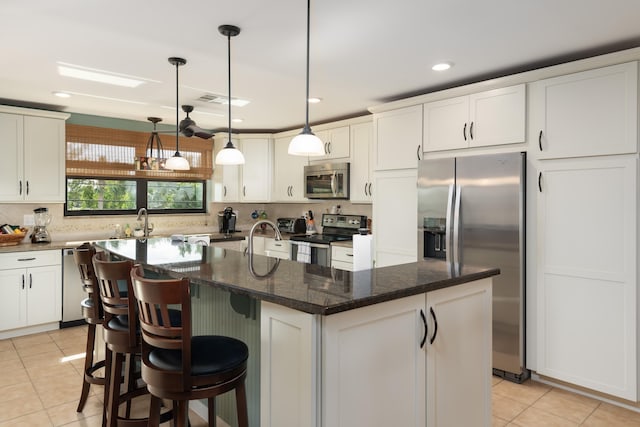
[215,25,245,165]
[165,57,190,170]
[288,0,324,156]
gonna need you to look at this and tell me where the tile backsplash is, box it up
[0,201,371,242]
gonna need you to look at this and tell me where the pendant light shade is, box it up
[288,0,324,157]
[167,57,190,170]
[215,25,245,166]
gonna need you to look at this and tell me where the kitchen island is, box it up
[94,237,498,427]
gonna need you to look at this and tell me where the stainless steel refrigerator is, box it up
[418,152,528,382]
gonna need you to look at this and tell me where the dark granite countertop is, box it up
[94,237,499,315]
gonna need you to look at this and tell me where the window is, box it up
[65,124,211,216]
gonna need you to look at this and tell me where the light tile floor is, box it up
[2,325,640,426]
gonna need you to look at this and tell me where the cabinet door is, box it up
[531,62,637,159]
[241,138,271,202]
[372,169,417,267]
[0,269,27,330]
[23,116,66,202]
[26,265,62,326]
[0,113,24,201]
[426,279,492,427]
[423,95,469,152]
[469,84,525,148]
[350,122,373,203]
[323,294,425,427]
[320,126,350,160]
[273,136,308,202]
[374,105,423,170]
[536,156,637,400]
[220,165,240,202]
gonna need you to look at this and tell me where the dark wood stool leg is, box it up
[102,346,112,427]
[148,395,161,427]
[235,381,249,427]
[106,351,123,427]
[77,323,96,412]
[208,397,216,427]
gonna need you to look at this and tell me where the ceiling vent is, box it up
[197,93,249,107]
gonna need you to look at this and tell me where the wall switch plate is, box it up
[23,214,35,226]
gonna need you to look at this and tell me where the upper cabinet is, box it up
[423,84,526,152]
[313,125,350,160]
[350,121,374,203]
[213,136,272,203]
[240,137,271,202]
[530,62,638,159]
[0,108,69,203]
[272,136,308,202]
[374,105,423,170]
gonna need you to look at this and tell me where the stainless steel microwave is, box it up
[304,162,350,199]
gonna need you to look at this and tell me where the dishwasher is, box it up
[61,248,88,327]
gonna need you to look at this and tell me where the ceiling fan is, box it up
[178,105,215,139]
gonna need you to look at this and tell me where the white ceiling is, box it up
[2,0,639,133]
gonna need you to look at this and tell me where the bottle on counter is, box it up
[124,223,131,238]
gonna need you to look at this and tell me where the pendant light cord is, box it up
[227,31,232,147]
[175,61,180,154]
[304,0,311,132]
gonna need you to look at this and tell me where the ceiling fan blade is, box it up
[187,125,215,139]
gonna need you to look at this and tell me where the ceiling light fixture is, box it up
[164,57,190,171]
[308,97,322,104]
[288,0,324,157]
[215,25,245,166]
[432,62,453,71]
[138,117,169,171]
[52,91,71,98]
[57,63,150,88]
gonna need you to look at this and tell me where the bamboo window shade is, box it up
[66,124,213,181]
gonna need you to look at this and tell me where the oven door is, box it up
[290,241,331,267]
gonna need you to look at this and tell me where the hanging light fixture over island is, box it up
[165,57,190,170]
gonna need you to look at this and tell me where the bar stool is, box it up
[73,243,106,413]
[92,252,173,427]
[130,265,249,427]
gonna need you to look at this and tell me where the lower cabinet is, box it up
[536,155,638,400]
[0,250,61,338]
[330,245,353,271]
[261,277,493,427]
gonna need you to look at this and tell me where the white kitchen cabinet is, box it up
[530,61,637,159]
[373,105,423,170]
[213,136,240,202]
[349,121,374,203]
[272,136,308,202]
[261,301,319,427]
[322,278,492,427]
[240,137,272,202]
[536,155,637,400]
[330,245,353,271]
[0,250,62,339]
[423,84,525,152]
[264,237,291,260]
[0,109,69,203]
[372,169,417,267]
[314,126,350,160]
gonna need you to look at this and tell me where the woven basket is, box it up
[0,228,28,246]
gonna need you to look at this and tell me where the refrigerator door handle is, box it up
[453,184,462,270]
[445,183,455,266]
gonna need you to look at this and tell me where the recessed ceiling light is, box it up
[57,62,159,88]
[64,91,148,105]
[52,91,71,98]
[432,62,453,71]
[308,97,322,104]
[232,118,243,123]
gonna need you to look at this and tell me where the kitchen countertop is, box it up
[0,232,246,253]
[94,237,499,315]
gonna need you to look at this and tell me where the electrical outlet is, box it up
[23,214,35,226]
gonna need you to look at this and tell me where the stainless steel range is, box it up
[290,213,367,266]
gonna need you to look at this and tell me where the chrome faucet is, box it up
[248,220,282,254]
[136,207,149,237]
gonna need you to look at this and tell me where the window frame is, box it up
[64,176,207,217]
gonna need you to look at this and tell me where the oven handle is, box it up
[291,241,330,250]
[331,171,337,196]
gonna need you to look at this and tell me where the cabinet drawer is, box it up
[331,245,354,263]
[264,239,290,254]
[0,250,61,269]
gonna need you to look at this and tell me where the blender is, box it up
[31,207,52,243]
